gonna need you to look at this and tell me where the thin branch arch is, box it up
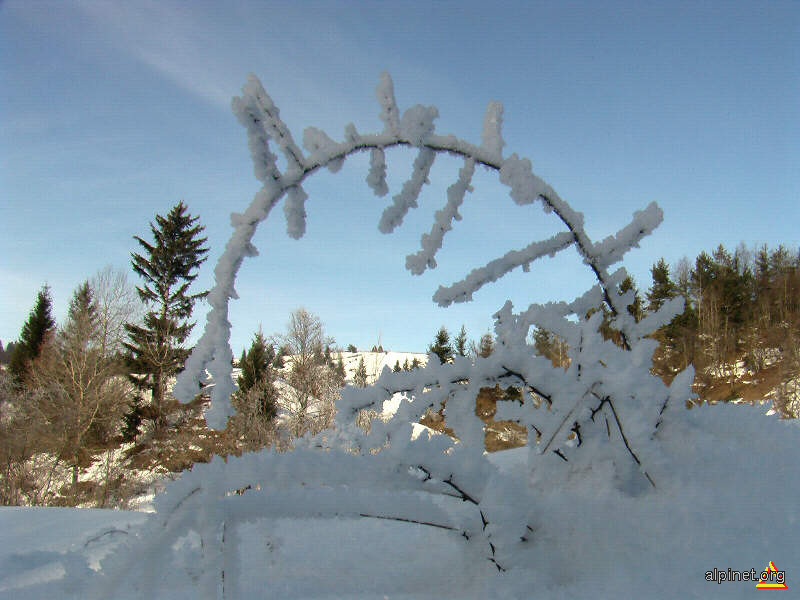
[174,72,662,428]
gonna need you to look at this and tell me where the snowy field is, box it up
[1,402,796,599]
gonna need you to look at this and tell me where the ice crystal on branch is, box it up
[480,100,505,161]
[366,148,389,196]
[376,71,400,136]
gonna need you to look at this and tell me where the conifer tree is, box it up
[123,202,209,429]
[353,356,368,387]
[236,330,277,421]
[8,285,56,385]
[237,330,274,395]
[691,252,716,301]
[334,355,346,384]
[476,333,494,358]
[393,360,402,373]
[273,345,287,369]
[713,244,752,330]
[62,282,98,350]
[620,275,644,322]
[646,258,677,312]
[755,244,771,292]
[121,397,144,443]
[0,341,16,365]
[454,325,468,357]
[428,326,453,364]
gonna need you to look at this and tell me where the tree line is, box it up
[532,243,800,416]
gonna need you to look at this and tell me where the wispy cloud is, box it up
[75,0,241,109]
[71,1,399,129]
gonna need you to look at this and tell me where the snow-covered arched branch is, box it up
[174,72,661,427]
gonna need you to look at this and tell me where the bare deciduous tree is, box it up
[27,283,130,496]
[279,308,339,437]
[90,265,144,358]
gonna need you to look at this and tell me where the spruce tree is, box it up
[755,244,771,291]
[620,275,644,322]
[477,333,494,358]
[334,354,346,384]
[236,330,277,421]
[393,360,401,372]
[8,285,56,385]
[691,252,716,300]
[454,325,468,357]
[428,326,453,364]
[61,282,99,355]
[121,396,144,442]
[123,202,209,429]
[646,258,677,312]
[273,345,287,369]
[237,330,274,395]
[354,356,368,387]
[713,244,753,330]
[1,341,16,365]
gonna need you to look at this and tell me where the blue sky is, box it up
[2,0,798,356]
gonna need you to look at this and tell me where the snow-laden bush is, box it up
[84,73,696,597]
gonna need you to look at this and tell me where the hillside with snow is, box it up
[335,351,429,385]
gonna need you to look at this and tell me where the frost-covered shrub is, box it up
[83,73,694,596]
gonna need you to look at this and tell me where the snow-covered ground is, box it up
[1,402,797,599]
